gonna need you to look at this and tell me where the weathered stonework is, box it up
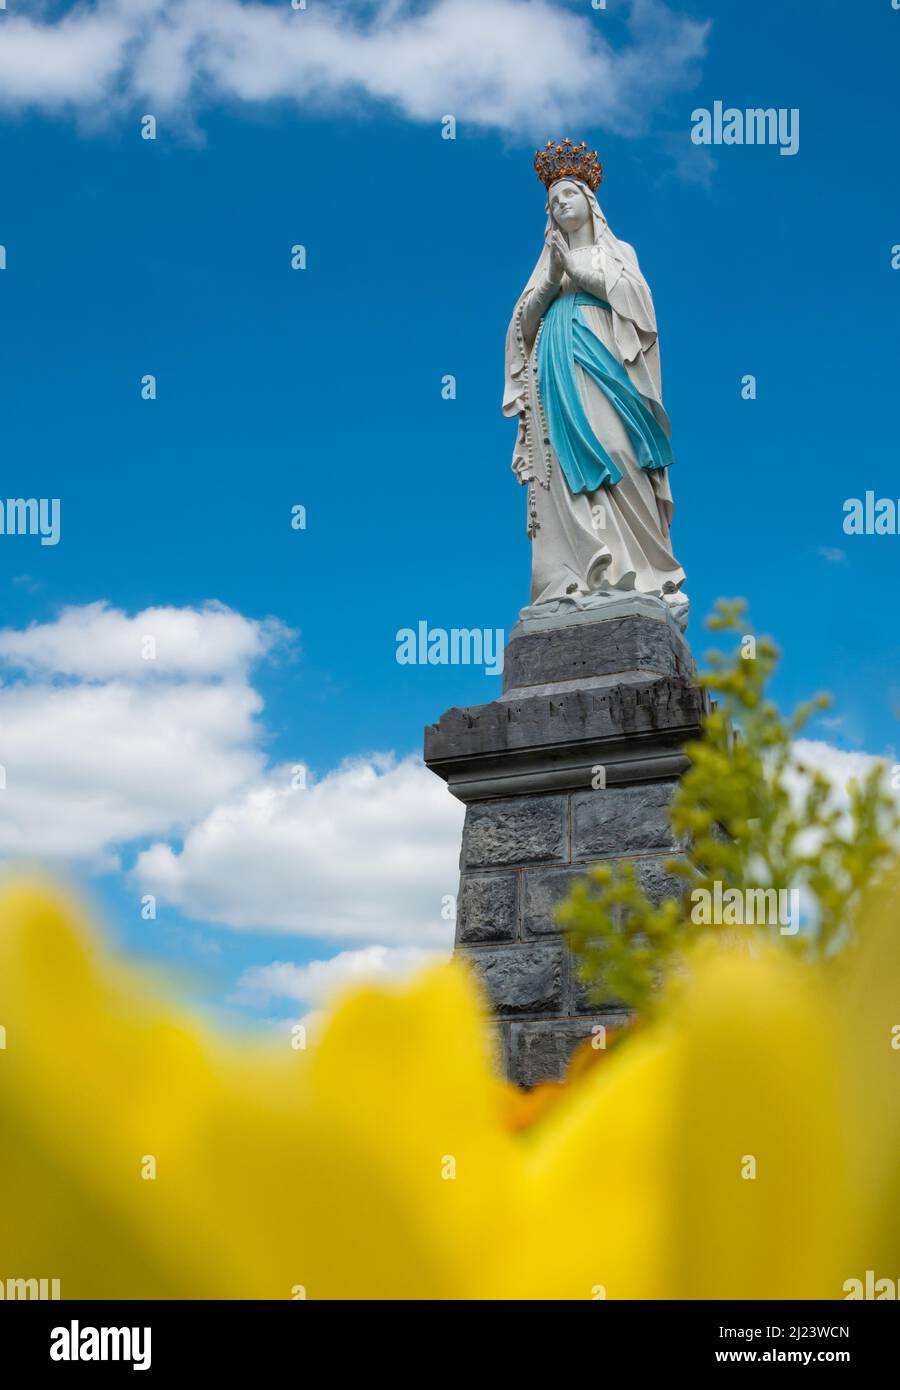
[456,873,518,944]
[507,1015,626,1090]
[424,605,704,1087]
[461,942,566,1016]
[463,795,567,868]
[521,865,590,937]
[572,782,681,858]
[634,854,689,907]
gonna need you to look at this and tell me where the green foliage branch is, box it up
[559,601,900,1015]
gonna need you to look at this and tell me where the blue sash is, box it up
[536,292,674,495]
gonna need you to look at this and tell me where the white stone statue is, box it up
[504,140,688,629]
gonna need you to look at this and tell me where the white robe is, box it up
[504,191,688,622]
[527,291,685,606]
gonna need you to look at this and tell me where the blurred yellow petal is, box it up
[0,882,306,1296]
[284,962,525,1299]
[666,943,854,1298]
[0,880,892,1302]
[518,940,854,1299]
[839,874,900,1283]
[0,882,521,1299]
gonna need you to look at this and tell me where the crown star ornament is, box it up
[534,138,603,193]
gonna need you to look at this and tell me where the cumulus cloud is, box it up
[788,739,895,803]
[0,599,286,680]
[0,602,285,863]
[232,943,448,1010]
[0,601,463,943]
[234,942,451,1044]
[0,600,894,950]
[0,0,710,138]
[783,739,899,860]
[134,754,464,944]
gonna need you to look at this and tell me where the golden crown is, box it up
[534,138,602,193]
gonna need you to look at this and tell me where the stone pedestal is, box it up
[424,599,706,1088]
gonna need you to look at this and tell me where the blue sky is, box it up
[0,0,898,1028]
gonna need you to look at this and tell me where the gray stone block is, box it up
[572,782,679,859]
[502,611,693,693]
[522,864,595,937]
[461,943,565,1016]
[507,1015,629,1088]
[633,854,688,909]
[424,675,705,794]
[456,873,518,944]
[572,964,626,1013]
[425,605,700,1086]
[570,928,664,1012]
[462,795,567,869]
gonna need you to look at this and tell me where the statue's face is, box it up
[549,180,590,234]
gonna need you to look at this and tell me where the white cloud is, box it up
[1,599,894,952]
[0,0,710,139]
[134,754,464,944]
[232,943,448,1010]
[0,679,264,861]
[234,942,450,1042]
[0,599,286,679]
[0,8,132,105]
[789,739,892,801]
[0,602,285,864]
[785,739,899,855]
[0,601,463,943]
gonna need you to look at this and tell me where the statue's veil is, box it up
[503,180,668,482]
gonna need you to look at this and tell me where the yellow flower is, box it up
[0,882,523,1299]
[0,879,895,1299]
[515,943,855,1299]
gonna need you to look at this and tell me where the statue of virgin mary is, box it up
[504,140,688,629]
